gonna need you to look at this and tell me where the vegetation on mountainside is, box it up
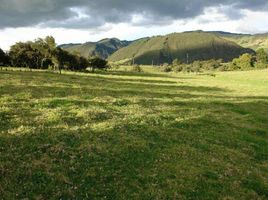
[154,49,268,73]
[108,32,254,65]
[3,32,268,74]
[61,38,131,59]
[0,69,267,199]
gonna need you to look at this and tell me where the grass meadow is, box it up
[0,68,268,199]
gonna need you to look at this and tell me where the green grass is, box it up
[0,68,268,199]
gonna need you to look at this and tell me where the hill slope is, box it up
[61,38,131,59]
[219,32,268,52]
[108,32,254,65]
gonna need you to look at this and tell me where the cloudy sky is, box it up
[1,0,268,50]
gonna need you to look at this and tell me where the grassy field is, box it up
[0,68,268,199]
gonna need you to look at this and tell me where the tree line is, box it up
[1,36,268,73]
[157,49,268,73]
[0,36,109,73]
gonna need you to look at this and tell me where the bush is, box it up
[88,57,109,72]
[218,65,228,71]
[160,63,172,72]
[173,65,183,73]
[255,62,268,69]
[132,64,143,72]
[191,61,202,73]
[181,64,192,73]
[202,59,221,70]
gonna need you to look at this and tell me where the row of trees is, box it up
[0,36,109,73]
[229,49,268,70]
[159,59,223,73]
[158,48,268,73]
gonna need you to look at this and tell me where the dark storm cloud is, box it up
[0,0,267,28]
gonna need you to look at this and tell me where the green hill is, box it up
[108,31,254,65]
[213,32,268,52]
[61,38,131,59]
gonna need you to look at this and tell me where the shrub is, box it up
[255,62,268,69]
[173,65,183,73]
[191,61,202,73]
[202,59,221,70]
[181,64,192,73]
[218,65,228,71]
[160,63,172,72]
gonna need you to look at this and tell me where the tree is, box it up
[0,48,10,68]
[41,58,53,69]
[9,42,43,69]
[201,59,221,70]
[256,48,268,64]
[88,57,109,72]
[231,53,254,70]
[53,47,68,74]
[45,36,56,50]
[8,36,89,72]
[77,56,89,71]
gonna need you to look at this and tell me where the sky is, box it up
[1,0,268,50]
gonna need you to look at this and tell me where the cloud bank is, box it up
[0,0,268,28]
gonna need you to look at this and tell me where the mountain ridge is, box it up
[108,31,254,65]
[59,30,268,64]
[60,38,131,59]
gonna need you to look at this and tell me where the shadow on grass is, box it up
[0,70,268,199]
[1,98,268,199]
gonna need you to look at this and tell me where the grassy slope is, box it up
[62,38,130,59]
[0,69,268,199]
[108,32,253,64]
[218,33,268,52]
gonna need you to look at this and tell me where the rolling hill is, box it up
[108,31,254,65]
[60,38,131,59]
[213,32,268,52]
